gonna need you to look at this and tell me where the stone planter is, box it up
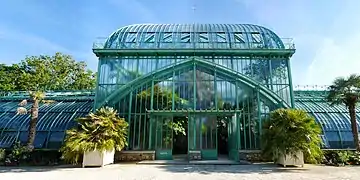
[82,149,115,168]
[277,151,304,167]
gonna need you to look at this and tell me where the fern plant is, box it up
[60,107,128,164]
[261,108,323,164]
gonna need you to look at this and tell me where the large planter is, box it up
[277,151,304,167]
[82,149,115,168]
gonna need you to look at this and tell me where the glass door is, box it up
[188,114,217,160]
[154,116,173,160]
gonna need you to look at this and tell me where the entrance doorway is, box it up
[172,116,188,160]
[153,113,238,161]
[217,116,229,156]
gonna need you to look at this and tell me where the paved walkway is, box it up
[1,163,360,180]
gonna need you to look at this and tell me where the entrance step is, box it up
[137,159,251,165]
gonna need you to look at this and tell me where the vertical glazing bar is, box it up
[193,62,196,110]
[286,58,295,108]
[151,80,155,110]
[235,82,240,150]
[248,92,252,149]
[138,85,143,149]
[127,91,133,150]
[257,87,261,149]
[243,97,247,149]
[250,55,254,77]
[193,115,196,149]
[143,84,148,149]
[133,88,138,149]
[172,57,176,110]
[214,70,218,110]
[93,57,102,110]
[136,55,139,77]
[154,116,158,150]
[148,115,153,150]
[268,59,273,90]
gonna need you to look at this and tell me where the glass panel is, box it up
[199,33,209,43]
[33,132,48,148]
[216,33,226,43]
[143,33,155,43]
[234,33,245,43]
[47,132,65,149]
[0,131,17,148]
[180,33,191,43]
[163,33,172,43]
[125,33,137,43]
[155,116,172,150]
[251,33,262,43]
[201,115,216,149]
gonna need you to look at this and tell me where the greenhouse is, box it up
[0,24,359,161]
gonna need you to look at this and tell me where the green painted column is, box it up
[268,58,273,90]
[286,58,295,108]
[193,62,197,149]
[256,87,262,149]
[93,57,102,111]
[127,91,133,150]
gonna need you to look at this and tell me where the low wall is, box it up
[238,150,271,162]
[115,151,155,162]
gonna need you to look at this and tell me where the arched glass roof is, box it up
[294,90,360,149]
[102,24,289,49]
[0,91,94,149]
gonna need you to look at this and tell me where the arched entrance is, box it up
[96,57,290,160]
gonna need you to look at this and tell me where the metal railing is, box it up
[92,37,295,50]
[293,85,330,91]
[0,90,95,98]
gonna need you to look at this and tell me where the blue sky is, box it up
[0,0,359,87]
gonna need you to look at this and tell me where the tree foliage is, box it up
[0,52,96,91]
[60,107,128,164]
[327,74,360,151]
[261,108,323,164]
[1,52,96,149]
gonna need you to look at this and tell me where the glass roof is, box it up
[0,91,94,149]
[101,24,289,50]
[294,90,360,149]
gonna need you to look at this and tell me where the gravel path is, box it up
[1,163,359,180]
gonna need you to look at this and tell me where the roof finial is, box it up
[191,1,196,25]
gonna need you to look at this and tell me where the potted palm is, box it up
[61,107,128,167]
[261,109,323,167]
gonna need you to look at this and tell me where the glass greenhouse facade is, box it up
[0,24,359,162]
[93,24,296,160]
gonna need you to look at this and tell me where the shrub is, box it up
[323,150,360,166]
[5,142,31,165]
[261,108,323,164]
[60,107,128,164]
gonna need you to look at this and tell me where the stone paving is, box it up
[1,163,360,180]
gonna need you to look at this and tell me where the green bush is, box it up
[261,108,323,164]
[60,107,128,164]
[5,142,31,165]
[323,150,360,166]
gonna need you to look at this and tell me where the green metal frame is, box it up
[96,57,290,109]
